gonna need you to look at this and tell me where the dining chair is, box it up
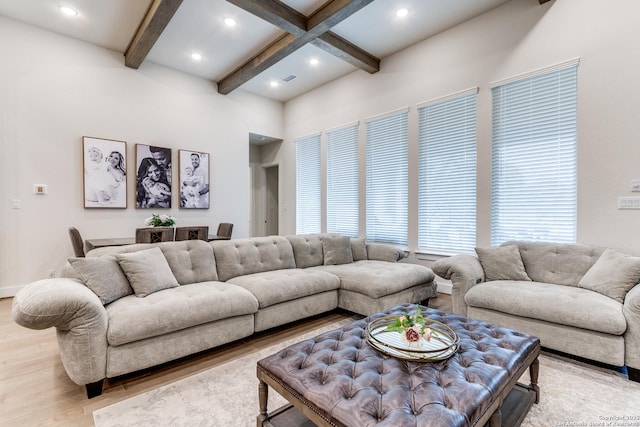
[175,226,209,241]
[68,227,85,257]
[216,223,233,240]
[135,227,175,244]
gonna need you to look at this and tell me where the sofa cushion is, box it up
[158,240,218,284]
[366,243,406,262]
[67,256,133,305]
[512,241,604,286]
[578,249,640,303]
[212,236,296,282]
[311,260,435,299]
[351,238,368,261]
[286,234,325,268]
[105,281,258,346]
[322,236,353,265]
[227,268,340,308]
[116,247,179,297]
[464,281,626,335]
[476,245,531,282]
[86,241,218,285]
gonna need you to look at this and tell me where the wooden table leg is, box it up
[257,379,268,427]
[529,357,540,404]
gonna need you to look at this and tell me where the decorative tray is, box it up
[365,315,460,362]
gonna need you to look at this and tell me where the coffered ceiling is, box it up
[0,0,551,102]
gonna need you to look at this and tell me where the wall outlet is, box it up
[46,269,55,279]
[632,180,640,192]
[618,197,640,209]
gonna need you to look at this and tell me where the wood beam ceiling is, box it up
[125,0,183,69]
[219,0,380,95]
[123,0,550,96]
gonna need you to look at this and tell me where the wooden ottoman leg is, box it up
[529,358,540,404]
[489,407,502,426]
[257,379,268,426]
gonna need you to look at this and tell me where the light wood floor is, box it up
[0,294,451,426]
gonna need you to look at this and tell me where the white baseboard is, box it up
[0,285,24,299]
[436,281,452,295]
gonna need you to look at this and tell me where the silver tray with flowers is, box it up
[365,307,459,362]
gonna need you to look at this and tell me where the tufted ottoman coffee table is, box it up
[256,303,540,427]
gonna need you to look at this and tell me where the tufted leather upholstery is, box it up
[258,303,540,427]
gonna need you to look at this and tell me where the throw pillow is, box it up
[578,248,640,303]
[68,256,133,305]
[366,243,406,262]
[351,238,368,261]
[116,247,179,297]
[475,245,531,282]
[322,236,354,265]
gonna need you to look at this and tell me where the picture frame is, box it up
[179,150,210,209]
[135,144,173,208]
[83,136,127,208]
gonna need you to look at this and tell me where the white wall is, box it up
[0,17,284,293]
[280,0,640,254]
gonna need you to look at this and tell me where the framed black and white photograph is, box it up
[83,136,127,208]
[135,144,172,208]
[179,150,210,209]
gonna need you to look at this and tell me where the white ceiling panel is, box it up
[0,0,515,101]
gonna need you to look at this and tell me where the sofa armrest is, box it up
[12,278,108,386]
[432,255,485,316]
[366,243,407,262]
[623,283,640,374]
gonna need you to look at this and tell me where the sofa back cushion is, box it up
[159,240,219,284]
[286,234,325,268]
[322,235,354,265]
[82,240,218,285]
[508,241,604,286]
[213,236,296,281]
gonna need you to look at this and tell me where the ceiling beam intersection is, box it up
[220,0,379,95]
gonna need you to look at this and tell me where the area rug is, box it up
[94,322,640,427]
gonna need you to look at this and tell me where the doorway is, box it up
[265,165,279,236]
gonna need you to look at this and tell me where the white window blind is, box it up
[418,90,477,254]
[365,110,408,245]
[327,123,359,238]
[491,62,578,245]
[296,133,321,234]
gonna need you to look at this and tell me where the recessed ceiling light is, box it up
[191,53,202,61]
[270,81,279,88]
[224,17,236,27]
[309,58,319,66]
[396,8,409,18]
[59,6,78,17]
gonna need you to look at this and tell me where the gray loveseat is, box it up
[12,233,436,397]
[432,241,640,382]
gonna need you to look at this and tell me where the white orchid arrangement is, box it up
[144,214,176,227]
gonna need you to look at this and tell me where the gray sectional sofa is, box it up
[432,241,640,382]
[12,233,436,397]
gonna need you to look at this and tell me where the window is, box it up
[491,60,578,245]
[365,110,408,245]
[327,123,359,237]
[295,133,321,234]
[418,89,477,254]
